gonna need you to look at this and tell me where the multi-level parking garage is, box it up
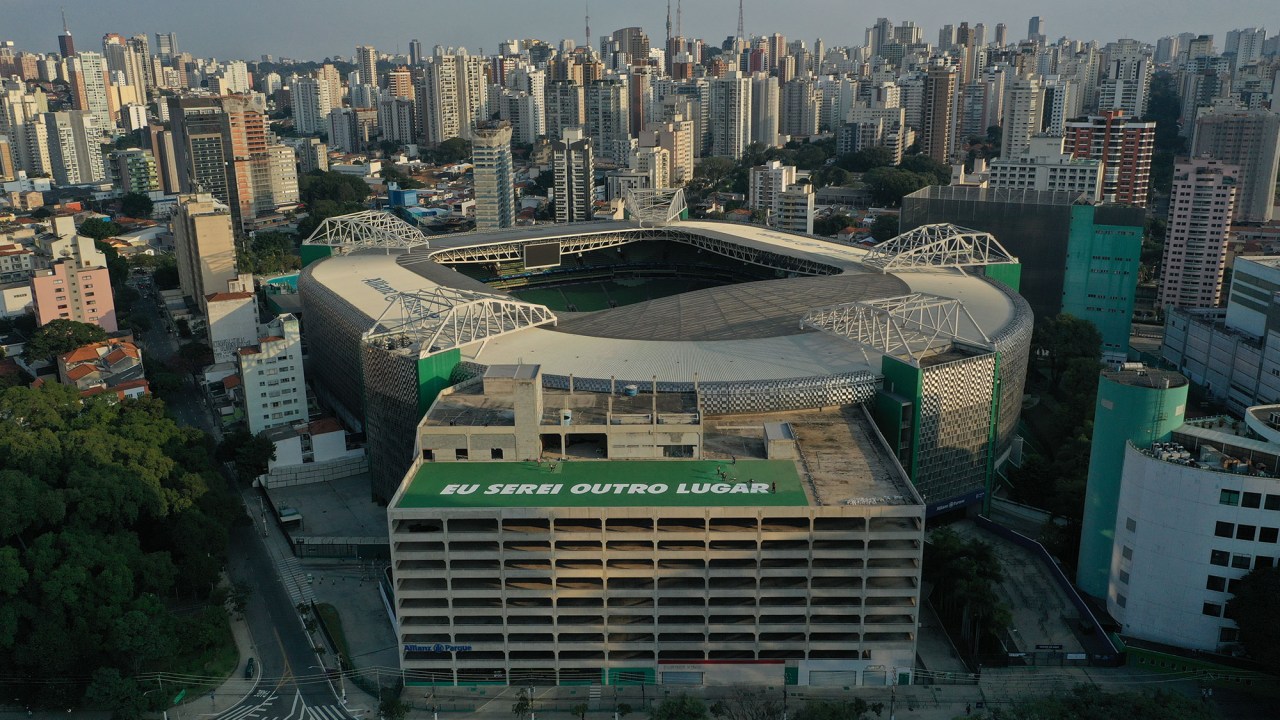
[296,210,1032,686]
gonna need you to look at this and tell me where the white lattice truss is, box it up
[363,288,557,355]
[800,293,993,363]
[427,232,635,264]
[302,210,430,250]
[861,223,1014,272]
[624,187,687,226]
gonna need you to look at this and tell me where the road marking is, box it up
[308,706,347,720]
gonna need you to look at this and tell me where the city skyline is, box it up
[3,0,1276,61]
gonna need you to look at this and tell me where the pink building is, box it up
[30,261,117,332]
[1158,157,1240,309]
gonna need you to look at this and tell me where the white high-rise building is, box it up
[72,52,112,130]
[639,117,695,187]
[585,79,632,166]
[472,121,515,229]
[748,160,796,219]
[987,135,1103,200]
[1,86,52,176]
[552,127,594,223]
[710,70,752,159]
[356,45,378,87]
[1000,74,1042,159]
[750,73,779,147]
[777,182,814,234]
[1225,28,1267,66]
[1191,108,1280,224]
[293,76,331,135]
[632,145,670,189]
[417,48,488,145]
[42,111,106,185]
[239,314,307,436]
[1098,48,1152,116]
[1158,157,1239,309]
[780,77,821,139]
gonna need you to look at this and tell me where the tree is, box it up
[813,213,856,237]
[84,668,147,720]
[836,146,895,172]
[219,429,277,485]
[570,702,588,720]
[120,192,154,218]
[511,689,531,719]
[897,154,952,185]
[23,319,108,363]
[710,688,781,720]
[298,170,372,206]
[924,527,1011,657]
[869,214,900,242]
[693,157,737,192]
[1031,314,1103,387]
[240,231,302,275]
[793,699,874,720]
[982,685,1215,720]
[379,696,410,720]
[78,217,124,241]
[1227,566,1280,672]
[432,137,472,164]
[860,167,934,207]
[651,694,708,720]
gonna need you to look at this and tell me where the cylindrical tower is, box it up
[1077,367,1189,598]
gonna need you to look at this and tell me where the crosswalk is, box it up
[217,689,350,720]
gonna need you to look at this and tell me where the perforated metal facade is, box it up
[913,353,999,508]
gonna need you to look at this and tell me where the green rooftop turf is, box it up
[396,459,809,509]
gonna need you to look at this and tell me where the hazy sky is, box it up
[4,0,1275,61]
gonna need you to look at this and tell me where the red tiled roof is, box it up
[308,417,342,435]
[222,374,242,389]
[65,364,97,381]
[207,292,254,302]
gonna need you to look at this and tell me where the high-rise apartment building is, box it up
[110,148,159,195]
[356,45,378,87]
[639,117,695,187]
[292,76,332,135]
[1000,74,1043,159]
[69,52,112,129]
[1,86,51,177]
[750,73,779,147]
[42,110,106,185]
[779,77,821,139]
[987,136,1103,201]
[777,182,814,234]
[1158,158,1239,309]
[1063,111,1155,207]
[544,82,585,142]
[172,193,238,313]
[920,65,957,164]
[29,217,116,332]
[1098,47,1152,116]
[584,79,631,166]
[417,48,489,145]
[239,314,307,436]
[709,70,752,160]
[748,160,796,219]
[1224,28,1267,65]
[552,127,594,223]
[472,121,515,230]
[1191,109,1280,224]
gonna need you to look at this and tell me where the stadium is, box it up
[298,206,1031,513]
[296,204,1032,686]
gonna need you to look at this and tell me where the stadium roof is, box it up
[302,218,1024,383]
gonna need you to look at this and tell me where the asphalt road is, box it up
[128,280,353,720]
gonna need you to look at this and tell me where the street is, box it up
[128,281,354,720]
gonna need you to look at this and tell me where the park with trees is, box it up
[0,382,245,711]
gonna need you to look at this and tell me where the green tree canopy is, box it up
[924,527,1011,656]
[78,217,123,241]
[651,694,708,720]
[239,231,302,275]
[1031,313,1103,387]
[813,213,857,237]
[869,214,900,242]
[984,685,1215,720]
[298,170,372,207]
[432,137,472,164]
[23,319,109,363]
[1227,565,1280,672]
[861,167,934,207]
[897,154,952,185]
[0,383,239,706]
[119,193,154,219]
[836,146,896,172]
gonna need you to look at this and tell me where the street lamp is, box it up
[310,664,347,703]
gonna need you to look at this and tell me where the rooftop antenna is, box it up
[737,0,745,40]
[585,0,591,50]
[666,0,672,48]
[61,7,70,34]
[677,0,683,38]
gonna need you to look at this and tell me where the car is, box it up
[243,657,255,679]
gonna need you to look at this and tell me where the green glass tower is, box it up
[1076,368,1189,598]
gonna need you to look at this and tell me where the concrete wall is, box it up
[259,454,369,488]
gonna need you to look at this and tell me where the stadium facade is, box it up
[296,211,1033,686]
